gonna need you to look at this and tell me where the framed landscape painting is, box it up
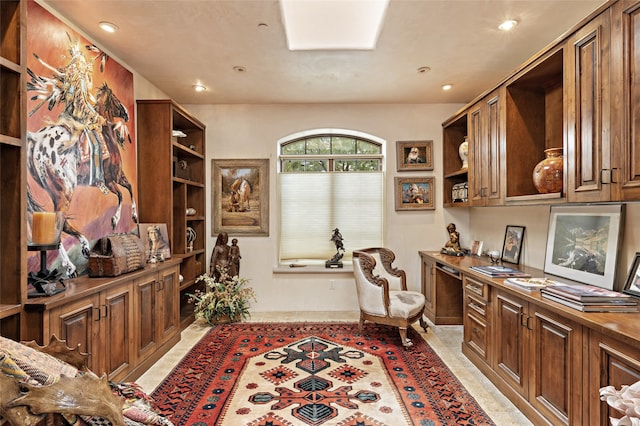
[544,204,624,290]
[212,159,269,236]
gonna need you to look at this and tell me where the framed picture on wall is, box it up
[543,204,625,290]
[138,223,171,263]
[396,140,433,172]
[394,177,435,210]
[212,158,269,236]
[501,225,525,264]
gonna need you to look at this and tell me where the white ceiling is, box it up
[41,0,606,105]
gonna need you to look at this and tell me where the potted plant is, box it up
[187,269,256,325]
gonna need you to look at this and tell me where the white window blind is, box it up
[279,172,384,263]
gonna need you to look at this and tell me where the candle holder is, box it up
[27,212,66,297]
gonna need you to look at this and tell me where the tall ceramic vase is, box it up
[532,147,563,193]
[459,136,469,169]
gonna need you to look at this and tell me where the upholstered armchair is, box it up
[352,248,428,347]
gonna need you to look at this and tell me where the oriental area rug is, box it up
[150,322,494,426]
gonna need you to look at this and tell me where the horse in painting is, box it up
[27,83,137,276]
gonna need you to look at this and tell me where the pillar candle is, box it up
[32,212,57,244]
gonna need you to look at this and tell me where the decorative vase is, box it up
[532,147,563,193]
[459,136,469,169]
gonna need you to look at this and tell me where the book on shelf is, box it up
[504,277,564,291]
[541,283,633,302]
[470,265,530,278]
[540,292,638,312]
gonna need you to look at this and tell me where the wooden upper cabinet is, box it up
[612,1,640,201]
[469,90,504,206]
[566,11,612,203]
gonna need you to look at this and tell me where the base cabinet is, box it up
[493,290,584,426]
[588,330,640,425]
[420,253,463,325]
[24,260,181,382]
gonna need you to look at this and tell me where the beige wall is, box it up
[185,104,466,312]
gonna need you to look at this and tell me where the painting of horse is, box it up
[26,2,137,277]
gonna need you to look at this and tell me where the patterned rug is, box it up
[150,322,494,425]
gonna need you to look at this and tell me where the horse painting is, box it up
[228,178,251,212]
[27,82,137,276]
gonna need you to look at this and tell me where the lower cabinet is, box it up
[23,260,181,382]
[588,330,640,425]
[420,253,464,324]
[494,290,583,425]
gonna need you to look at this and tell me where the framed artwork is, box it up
[501,225,525,264]
[622,253,640,298]
[212,159,269,236]
[394,177,435,211]
[471,240,484,256]
[544,204,625,290]
[138,223,171,263]
[396,140,433,172]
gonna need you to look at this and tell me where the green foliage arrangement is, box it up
[188,269,256,325]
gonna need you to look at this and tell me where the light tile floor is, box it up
[137,312,532,426]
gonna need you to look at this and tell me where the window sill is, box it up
[273,264,354,274]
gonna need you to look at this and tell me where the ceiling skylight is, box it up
[280,0,389,50]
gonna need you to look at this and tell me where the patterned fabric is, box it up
[0,336,173,426]
[0,336,78,385]
[151,322,495,425]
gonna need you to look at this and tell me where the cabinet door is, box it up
[616,1,640,200]
[420,255,436,319]
[103,281,133,381]
[530,307,583,425]
[157,266,180,344]
[566,12,612,202]
[134,274,159,361]
[493,291,529,396]
[469,91,504,206]
[468,105,484,205]
[48,294,101,372]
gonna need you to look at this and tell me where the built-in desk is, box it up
[419,251,640,426]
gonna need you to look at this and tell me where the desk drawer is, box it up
[466,293,488,320]
[464,275,490,301]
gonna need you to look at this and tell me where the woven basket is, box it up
[88,233,145,277]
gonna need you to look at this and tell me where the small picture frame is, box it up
[501,225,525,264]
[471,240,484,256]
[396,140,433,172]
[622,252,640,298]
[138,223,171,263]
[394,177,435,211]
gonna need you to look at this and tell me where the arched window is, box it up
[278,130,384,265]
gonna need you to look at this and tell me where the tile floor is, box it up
[137,312,532,426]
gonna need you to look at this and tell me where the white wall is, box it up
[185,103,466,312]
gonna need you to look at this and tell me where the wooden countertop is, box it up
[24,258,182,311]
[420,251,640,348]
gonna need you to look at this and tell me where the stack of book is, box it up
[540,284,638,312]
[470,265,531,278]
[505,277,563,291]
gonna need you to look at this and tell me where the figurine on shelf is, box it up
[441,223,464,256]
[229,238,241,277]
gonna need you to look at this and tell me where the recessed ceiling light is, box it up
[233,66,247,73]
[280,0,389,50]
[193,84,207,92]
[498,19,518,31]
[417,66,431,74]
[99,21,118,33]
[442,84,453,91]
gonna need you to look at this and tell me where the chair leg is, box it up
[419,315,428,332]
[398,327,413,348]
[358,313,365,334]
